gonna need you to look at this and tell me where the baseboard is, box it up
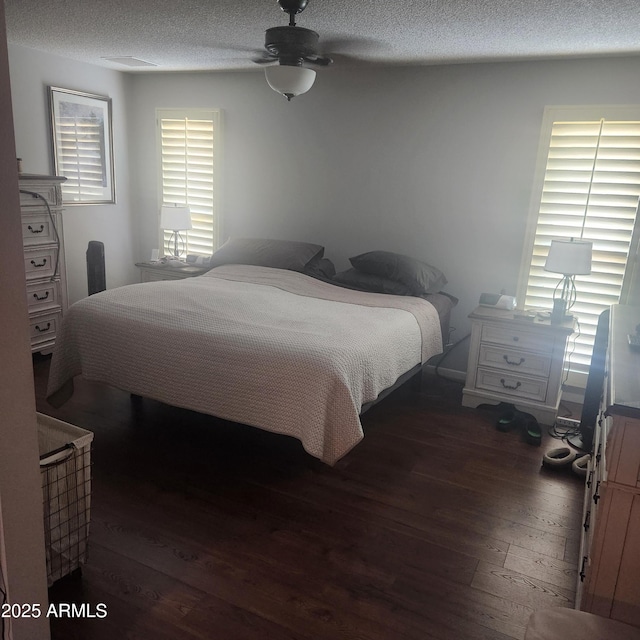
[424,364,466,382]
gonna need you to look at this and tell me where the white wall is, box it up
[0,12,50,637]
[9,47,640,371]
[8,44,136,304]
[128,56,640,370]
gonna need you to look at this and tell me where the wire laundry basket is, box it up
[38,413,93,586]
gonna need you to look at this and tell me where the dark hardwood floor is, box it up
[32,356,585,640]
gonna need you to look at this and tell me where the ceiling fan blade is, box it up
[252,54,279,65]
[305,55,333,66]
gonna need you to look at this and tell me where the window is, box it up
[49,87,115,204]
[156,109,221,255]
[518,106,640,386]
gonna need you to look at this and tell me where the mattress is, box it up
[47,265,444,464]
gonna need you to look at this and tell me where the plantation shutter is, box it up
[519,108,640,383]
[157,109,220,255]
[56,115,106,201]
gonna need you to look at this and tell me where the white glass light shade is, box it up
[265,65,316,100]
[160,205,192,231]
[544,239,593,275]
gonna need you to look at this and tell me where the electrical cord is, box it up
[434,331,471,382]
[19,189,60,282]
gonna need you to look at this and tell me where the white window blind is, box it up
[56,116,106,201]
[519,107,640,383]
[157,109,220,255]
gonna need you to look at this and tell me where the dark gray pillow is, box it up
[209,238,324,272]
[333,268,414,295]
[303,256,336,280]
[349,250,447,295]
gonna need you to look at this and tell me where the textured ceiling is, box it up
[5,0,640,72]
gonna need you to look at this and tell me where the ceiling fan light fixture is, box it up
[264,65,316,101]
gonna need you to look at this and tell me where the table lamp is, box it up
[544,238,592,324]
[160,204,192,259]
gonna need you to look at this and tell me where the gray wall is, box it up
[9,47,640,372]
[8,44,136,305]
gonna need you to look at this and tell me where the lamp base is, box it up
[550,298,571,325]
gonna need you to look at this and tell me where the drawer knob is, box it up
[503,355,525,366]
[35,322,51,333]
[512,336,519,342]
[500,378,522,390]
[30,258,47,268]
[28,224,44,234]
[33,291,50,301]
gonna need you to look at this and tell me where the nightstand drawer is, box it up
[478,344,552,377]
[476,367,548,402]
[481,324,552,354]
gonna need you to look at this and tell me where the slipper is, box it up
[543,446,577,468]
[523,416,542,446]
[572,454,591,477]
[496,410,521,432]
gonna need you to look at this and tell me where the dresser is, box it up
[135,261,210,282]
[576,304,640,627]
[19,175,68,354]
[462,306,575,424]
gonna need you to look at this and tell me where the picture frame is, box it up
[49,87,115,204]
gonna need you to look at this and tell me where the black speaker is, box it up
[86,241,106,295]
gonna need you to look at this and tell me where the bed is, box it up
[46,241,454,465]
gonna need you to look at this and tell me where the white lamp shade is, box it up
[265,65,316,99]
[160,205,192,231]
[544,239,593,275]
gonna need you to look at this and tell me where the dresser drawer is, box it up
[481,323,553,354]
[29,311,60,346]
[24,247,58,281]
[26,280,61,313]
[478,344,552,377]
[22,213,58,247]
[475,367,548,402]
[19,183,61,208]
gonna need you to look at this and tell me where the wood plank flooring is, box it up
[32,356,585,640]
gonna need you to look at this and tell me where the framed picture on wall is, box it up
[48,87,116,204]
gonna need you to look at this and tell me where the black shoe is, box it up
[524,417,542,446]
[496,410,521,432]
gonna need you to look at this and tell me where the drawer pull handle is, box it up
[583,510,590,532]
[35,322,51,333]
[30,258,47,268]
[33,291,50,301]
[500,378,521,390]
[28,224,44,234]
[580,556,588,582]
[586,470,594,488]
[503,355,525,366]
[593,481,601,504]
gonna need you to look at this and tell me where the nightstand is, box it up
[135,261,210,282]
[462,306,575,425]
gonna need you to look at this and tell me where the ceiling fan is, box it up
[255,0,333,101]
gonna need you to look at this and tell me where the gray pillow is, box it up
[333,268,413,295]
[349,250,447,295]
[209,238,324,272]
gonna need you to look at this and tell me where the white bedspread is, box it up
[47,265,443,464]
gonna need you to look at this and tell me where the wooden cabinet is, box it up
[135,261,210,282]
[462,306,575,424]
[577,304,640,627]
[19,175,67,354]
